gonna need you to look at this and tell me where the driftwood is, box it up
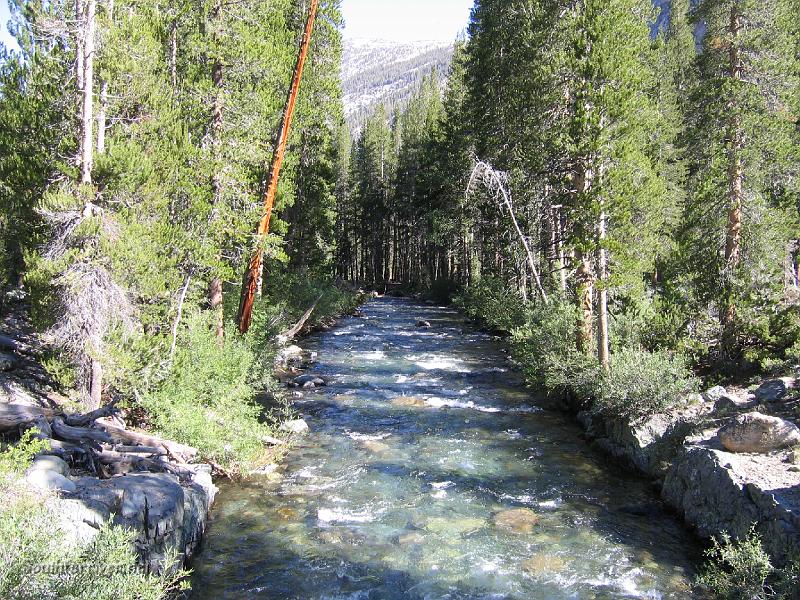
[3,400,203,481]
[0,404,56,432]
[98,420,198,463]
[276,293,324,343]
[51,416,113,444]
[64,399,119,427]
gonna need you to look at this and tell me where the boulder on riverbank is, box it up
[719,412,800,454]
[662,432,800,565]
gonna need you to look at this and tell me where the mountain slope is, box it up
[342,39,453,132]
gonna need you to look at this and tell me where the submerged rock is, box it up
[719,412,800,453]
[391,396,426,408]
[521,553,567,575]
[492,508,540,534]
[416,320,432,328]
[424,517,486,536]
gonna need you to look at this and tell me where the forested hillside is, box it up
[0,0,353,469]
[341,0,800,389]
[342,38,453,131]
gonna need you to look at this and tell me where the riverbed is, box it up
[191,298,698,599]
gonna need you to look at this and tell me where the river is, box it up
[190,298,698,599]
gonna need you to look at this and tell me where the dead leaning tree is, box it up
[237,0,320,334]
[467,161,549,303]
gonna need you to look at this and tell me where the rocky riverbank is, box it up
[1,302,219,574]
[577,378,800,565]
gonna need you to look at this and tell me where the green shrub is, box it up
[596,347,699,421]
[142,312,272,473]
[694,529,800,600]
[0,496,187,600]
[511,297,601,401]
[455,278,529,332]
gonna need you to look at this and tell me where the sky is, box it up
[0,0,474,53]
[0,2,16,53]
[341,0,473,42]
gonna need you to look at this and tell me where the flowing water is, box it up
[191,298,698,599]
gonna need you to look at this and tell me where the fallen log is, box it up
[51,417,113,444]
[97,450,194,480]
[109,444,166,456]
[0,404,56,433]
[97,420,198,462]
[64,400,120,427]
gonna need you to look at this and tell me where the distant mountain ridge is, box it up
[342,38,454,132]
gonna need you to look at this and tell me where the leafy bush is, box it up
[596,347,699,421]
[511,297,601,400]
[0,429,49,477]
[455,278,529,333]
[695,529,800,600]
[697,530,773,600]
[142,312,272,473]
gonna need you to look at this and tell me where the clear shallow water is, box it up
[191,298,698,599]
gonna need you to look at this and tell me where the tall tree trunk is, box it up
[573,163,595,353]
[597,200,610,371]
[96,79,108,154]
[89,358,103,410]
[722,4,744,334]
[209,0,225,338]
[80,0,96,185]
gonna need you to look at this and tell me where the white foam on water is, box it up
[347,431,391,442]
[415,356,472,373]
[431,481,455,490]
[357,350,386,361]
[508,405,543,414]
[430,490,447,500]
[538,499,562,510]
[317,507,376,524]
[394,374,411,383]
[425,397,502,413]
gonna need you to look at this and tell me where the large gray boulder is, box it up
[577,409,697,479]
[60,469,217,573]
[663,441,800,565]
[719,412,800,454]
[279,419,310,435]
[29,455,70,477]
[26,469,76,493]
[753,379,794,403]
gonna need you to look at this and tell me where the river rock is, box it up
[719,412,800,453]
[492,508,540,534]
[521,553,567,575]
[290,374,327,388]
[424,517,485,536]
[280,419,310,435]
[754,378,794,403]
[0,352,16,372]
[416,320,431,328]
[26,469,76,493]
[361,440,390,453]
[703,386,728,403]
[397,531,425,546]
[29,455,70,477]
[392,396,426,408]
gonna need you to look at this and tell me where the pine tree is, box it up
[682,0,800,359]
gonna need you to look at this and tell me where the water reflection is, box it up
[191,298,697,599]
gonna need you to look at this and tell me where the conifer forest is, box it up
[1,1,800,599]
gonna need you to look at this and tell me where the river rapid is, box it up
[191,298,698,599]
